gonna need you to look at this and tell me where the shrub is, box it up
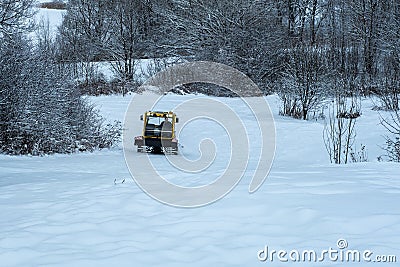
[382,110,400,162]
[0,36,121,156]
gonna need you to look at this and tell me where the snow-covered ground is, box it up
[1,94,399,266]
[3,5,396,267]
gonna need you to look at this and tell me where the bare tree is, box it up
[324,76,362,164]
[57,0,113,82]
[348,0,383,87]
[163,0,284,90]
[0,0,35,38]
[278,46,329,120]
[107,0,141,81]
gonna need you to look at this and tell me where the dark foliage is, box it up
[39,2,67,10]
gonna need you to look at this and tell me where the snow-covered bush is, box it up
[323,77,362,164]
[277,46,329,120]
[384,138,400,162]
[382,110,400,162]
[0,33,121,156]
[350,144,368,163]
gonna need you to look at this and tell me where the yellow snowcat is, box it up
[134,111,179,154]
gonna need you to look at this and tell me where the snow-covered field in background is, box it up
[1,94,399,266]
[35,7,65,36]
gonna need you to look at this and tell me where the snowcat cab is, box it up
[134,111,179,154]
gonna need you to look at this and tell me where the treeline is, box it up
[57,1,398,106]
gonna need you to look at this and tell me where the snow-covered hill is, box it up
[0,94,399,266]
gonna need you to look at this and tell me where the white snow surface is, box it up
[1,94,399,266]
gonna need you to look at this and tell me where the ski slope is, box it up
[0,94,399,266]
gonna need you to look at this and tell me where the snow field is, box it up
[1,94,399,266]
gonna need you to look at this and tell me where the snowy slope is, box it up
[0,94,399,266]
